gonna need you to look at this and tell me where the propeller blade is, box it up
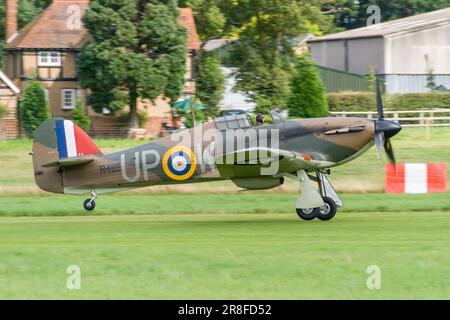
[384,138,396,164]
[376,76,385,120]
[374,131,384,159]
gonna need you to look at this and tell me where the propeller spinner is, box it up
[374,76,402,163]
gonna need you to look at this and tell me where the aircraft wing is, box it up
[216,147,335,173]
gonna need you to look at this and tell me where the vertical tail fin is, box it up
[32,119,101,194]
[54,119,101,158]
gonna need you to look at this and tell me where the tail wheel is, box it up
[296,208,318,221]
[83,199,96,211]
[316,197,337,221]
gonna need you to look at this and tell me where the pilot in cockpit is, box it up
[256,113,265,126]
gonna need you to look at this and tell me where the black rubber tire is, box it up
[296,208,319,221]
[83,199,96,211]
[316,197,337,221]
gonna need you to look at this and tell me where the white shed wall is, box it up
[310,40,346,71]
[311,37,385,74]
[347,37,385,74]
[385,74,450,93]
[385,24,450,74]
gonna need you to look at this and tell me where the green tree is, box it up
[225,0,328,111]
[0,0,51,42]
[183,1,226,117]
[366,66,377,93]
[178,0,203,8]
[196,54,225,117]
[19,80,49,137]
[288,53,328,118]
[77,0,187,129]
[425,54,438,92]
[71,100,91,132]
[184,1,330,112]
[195,2,225,42]
[426,69,437,92]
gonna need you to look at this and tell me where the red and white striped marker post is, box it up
[385,163,447,194]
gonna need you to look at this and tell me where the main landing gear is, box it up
[297,196,338,221]
[294,170,343,222]
[83,191,97,211]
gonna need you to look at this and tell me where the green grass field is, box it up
[0,212,449,299]
[0,193,449,216]
[0,127,449,299]
[0,193,449,299]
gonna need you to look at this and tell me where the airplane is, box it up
[31,80,401,221]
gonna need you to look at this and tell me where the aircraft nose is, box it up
[375,120,402,139]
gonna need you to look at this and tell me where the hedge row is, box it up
[328,92,450,112]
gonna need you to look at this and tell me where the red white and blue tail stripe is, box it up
[55,120,101,158]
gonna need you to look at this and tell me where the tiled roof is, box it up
[6,2,200,51]
[6,0,90,49]
[178,8,200,50]
[310,7,450,42]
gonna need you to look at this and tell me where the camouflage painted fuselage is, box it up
[33,117,375,195]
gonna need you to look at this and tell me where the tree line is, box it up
[5,0,449,133]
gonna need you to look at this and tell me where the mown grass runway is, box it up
[0,193,450,216]
[0,211,449,299]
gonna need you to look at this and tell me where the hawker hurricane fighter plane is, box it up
[32,82,401,221]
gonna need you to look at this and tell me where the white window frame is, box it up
[38,51,61,67]
[61,89,77,110]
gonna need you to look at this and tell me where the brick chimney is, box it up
[5,0,18,42]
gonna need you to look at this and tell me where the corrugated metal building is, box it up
[309,8,450,93]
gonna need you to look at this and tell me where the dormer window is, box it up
[38,51,61,67]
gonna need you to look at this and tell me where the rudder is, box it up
[32,119,101,194]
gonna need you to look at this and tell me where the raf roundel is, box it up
[162,146,197,181]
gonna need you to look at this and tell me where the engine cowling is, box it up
[232,177,285,190]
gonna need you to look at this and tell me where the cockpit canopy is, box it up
[214,114,254,130]
[213,110,286,131]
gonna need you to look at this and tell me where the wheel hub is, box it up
[319,203,331,215]
[301,208,315,215]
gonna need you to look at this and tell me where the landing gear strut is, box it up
[294,170,343,222]
[83,191,97,211]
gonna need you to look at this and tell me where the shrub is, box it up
[327,92,376,112]
[19,80,49,137]
[288,53,328,118]
[385,93,450,110]
[183,107,205,129]
[71,100,91,132]
[196,55,225,117]
[327,92,450,112]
